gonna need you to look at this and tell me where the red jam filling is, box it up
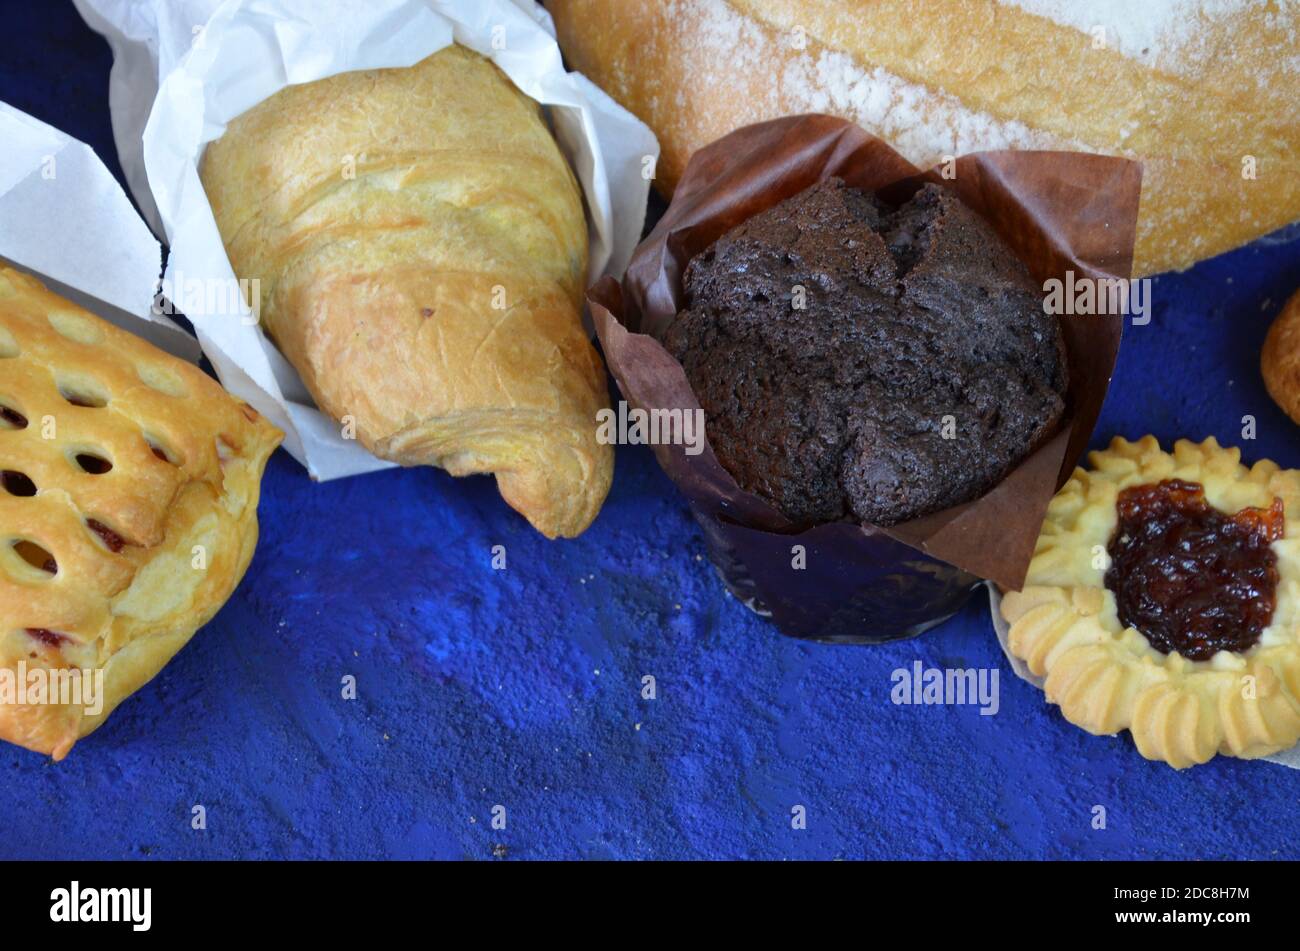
[87,518,126,553]
[26,628,69,648]
[1105,479,1284,661]
[0,406,27,428]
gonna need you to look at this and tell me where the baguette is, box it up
[549,0,1300,276]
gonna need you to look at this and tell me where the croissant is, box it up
[199,44,612,538]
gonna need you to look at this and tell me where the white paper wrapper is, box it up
[0,102,195,360]
[74,0,659,480]
[986,583,1300,768]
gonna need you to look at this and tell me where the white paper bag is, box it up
[0,102,195,360]
[74,0,660,480]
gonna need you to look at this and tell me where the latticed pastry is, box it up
[1002,436,1300,768]
[0,267,281,759]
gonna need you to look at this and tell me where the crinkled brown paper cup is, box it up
[589,114,1142,643]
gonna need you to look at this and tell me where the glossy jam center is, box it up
[86,518,126,553]
[26,628,69,648]
[1104,479,1284,661]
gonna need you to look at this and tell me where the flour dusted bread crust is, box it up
[199,44,612,538]
[548,0,1300,276]
[1001,437,1300,768]
[0,267,281,759]
[1262,289,1300,427]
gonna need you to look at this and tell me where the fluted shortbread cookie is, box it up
[1002,436,1300,768]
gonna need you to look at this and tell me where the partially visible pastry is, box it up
[0,267,281,759]
[1262,289,1300,426]
[200,44,612,538]
[1002,436,1300,768]
[662,179,1067,527]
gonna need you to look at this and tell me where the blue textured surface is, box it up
[4,2,1300,860]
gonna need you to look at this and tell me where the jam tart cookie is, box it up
[0,267,281,759]
[1001,436,1300,768]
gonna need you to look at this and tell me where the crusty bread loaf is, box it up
[549,0,1300,276]
[200,45,612,538]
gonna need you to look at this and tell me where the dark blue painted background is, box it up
[3,2,1300,860]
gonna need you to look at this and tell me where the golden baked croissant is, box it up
[0,266,281,759]
[199,44,612,538]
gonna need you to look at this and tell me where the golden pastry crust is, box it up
[1262,289,1300,427]
[1001,436,1300,768]
[0,267,281,759]
[199,44,613,539]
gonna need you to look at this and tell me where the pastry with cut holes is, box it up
[1001,436,1300,768]
[0,266,281,759]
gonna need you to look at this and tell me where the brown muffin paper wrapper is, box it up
[589,114,1142,642]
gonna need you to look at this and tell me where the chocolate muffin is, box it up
[662,179,1068,527]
